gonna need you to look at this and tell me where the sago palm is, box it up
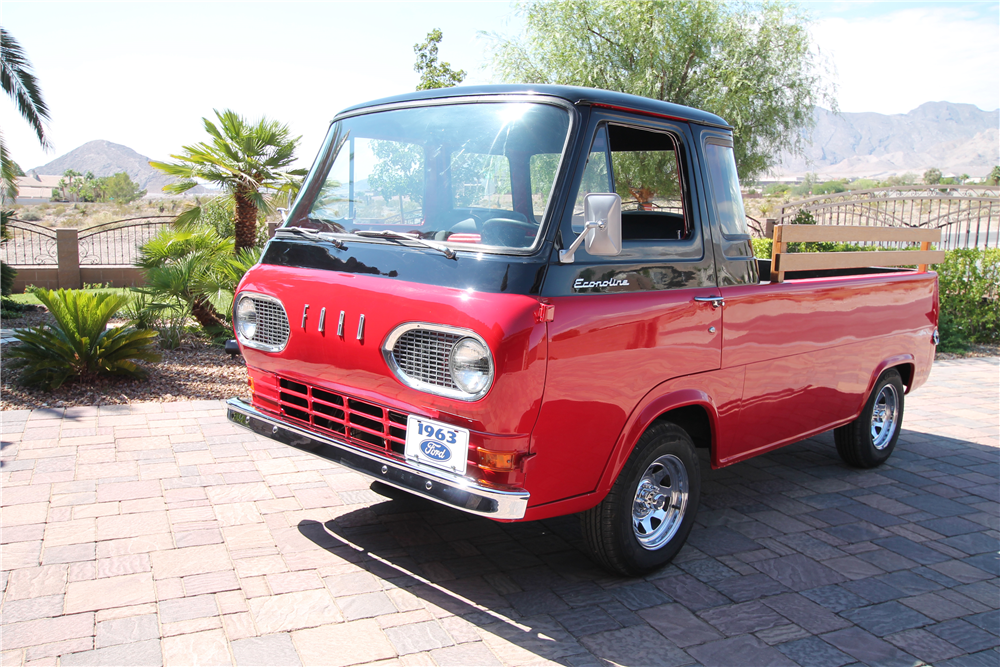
[8,289,160,390]
[150,109,306,253]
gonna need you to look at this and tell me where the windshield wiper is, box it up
[276,226,345,249]
[353,230,456,260]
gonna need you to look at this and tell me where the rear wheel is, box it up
[581,422,700,576]
[835,368,904,468]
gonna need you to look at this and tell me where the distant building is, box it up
[15,172,61,204]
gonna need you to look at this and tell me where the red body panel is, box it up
[718,271,937,466]
[238,265,548,482]
[526,288,722,506]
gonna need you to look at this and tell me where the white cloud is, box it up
[811,5,1000,114]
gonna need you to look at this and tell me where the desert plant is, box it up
[150,109,305,253]
[137,226,232,331]
[7,288,160,390]
[137,225,261,337]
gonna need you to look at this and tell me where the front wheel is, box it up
[581,422,700,576]
[835,368,905,468]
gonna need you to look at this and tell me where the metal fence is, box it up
[77,216,172,265]
[0,219,58,265]
[775,185,1000,250]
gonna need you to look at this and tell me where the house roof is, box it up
[335,84,730,129]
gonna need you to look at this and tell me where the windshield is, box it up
[286,101,572,252]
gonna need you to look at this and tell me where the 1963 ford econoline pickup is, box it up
[226,85,940,575]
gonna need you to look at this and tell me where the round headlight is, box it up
[449,337,493,396]
[236,296,257,340]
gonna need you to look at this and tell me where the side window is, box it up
[571,126,612,232]
[704,142,749,237]
[608,125,688,242]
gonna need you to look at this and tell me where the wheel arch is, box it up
[595,388,719,501]
[868,355,914,394]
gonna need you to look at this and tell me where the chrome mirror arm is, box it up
[559,219,604,264]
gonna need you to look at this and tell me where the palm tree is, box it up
[150,109,306,253]
[1,27,51,202]
[136,225,262,333]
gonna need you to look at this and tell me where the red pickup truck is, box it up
[227,85,939,575]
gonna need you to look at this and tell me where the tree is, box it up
[414,29,466,90]
[988,166,1000,186]
[487,0,833,183]
[1,27,51,203]
[923,167,942,185]
[150,109,306,253]
[102,172,146,203]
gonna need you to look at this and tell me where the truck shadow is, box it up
[296,426,998,666]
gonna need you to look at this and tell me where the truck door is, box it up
[530,115,723,507]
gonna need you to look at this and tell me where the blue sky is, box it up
[2,1,997,174]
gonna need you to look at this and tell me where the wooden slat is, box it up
[776,250,946,273]
[777,225,941,244]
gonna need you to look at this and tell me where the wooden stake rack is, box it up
[769,225,944,283]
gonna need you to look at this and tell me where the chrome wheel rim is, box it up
[631,454,689,550]
[870,384,899,450]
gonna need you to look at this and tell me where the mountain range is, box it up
[28,140,186,195]
[772,102,999,180]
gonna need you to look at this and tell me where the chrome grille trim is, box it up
[394,329,463,390]
[236,292,290,353]
[382,323,493,402]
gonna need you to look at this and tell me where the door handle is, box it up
[694,296,725,309]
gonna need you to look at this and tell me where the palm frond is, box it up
[0,27,51,148]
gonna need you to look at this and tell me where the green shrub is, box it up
[1,261,15,296]
[752,238,772,259]
[7,289,161,390]
[936,248,1000,351]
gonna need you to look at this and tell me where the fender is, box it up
[520,366,743,522]
[599,388,718,494]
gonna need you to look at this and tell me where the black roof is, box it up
[336,84,730,129]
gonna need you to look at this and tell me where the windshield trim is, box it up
[286,95,579,258]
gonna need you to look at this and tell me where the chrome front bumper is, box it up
[225,398,529,520]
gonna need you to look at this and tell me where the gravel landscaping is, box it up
[0,309,248,410]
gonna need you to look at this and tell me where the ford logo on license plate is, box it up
[406,416,470,476]
[420,440,451,461]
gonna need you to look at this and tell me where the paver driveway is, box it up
[1,357,997,666]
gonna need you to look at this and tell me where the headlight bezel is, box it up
[383,322,495,401]
[233,291,290,353]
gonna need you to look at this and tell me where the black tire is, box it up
[835,368,905,468]
[581,422,700,576]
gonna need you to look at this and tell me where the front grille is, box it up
[277,377,408,455]
[245,296,290,351]
[391,329,462,390]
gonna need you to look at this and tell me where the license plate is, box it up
[405,416,469,476]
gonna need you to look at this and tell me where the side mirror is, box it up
[559,193,622,263]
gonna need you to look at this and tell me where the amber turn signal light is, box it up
[476,448,517,471]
